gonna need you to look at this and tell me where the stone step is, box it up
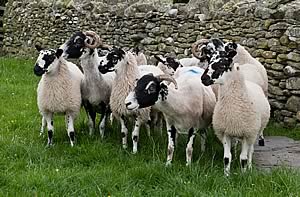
[254,136,300,170]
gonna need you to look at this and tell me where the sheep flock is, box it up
[33,30,271,176]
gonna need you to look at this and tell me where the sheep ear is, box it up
[35,45,44,52]
[230,42,238,50]
[154,55,165,64]
[227,50,237,59]
[118,48,125,55]
[56,49,64,58]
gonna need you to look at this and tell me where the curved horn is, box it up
[84,31,100,49]
[191,39,209,61]
[156,74,178,89]
[84,31,112,49]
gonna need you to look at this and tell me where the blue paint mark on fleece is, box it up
[184,68,204,76]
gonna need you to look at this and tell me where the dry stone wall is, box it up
[2,0,300,126]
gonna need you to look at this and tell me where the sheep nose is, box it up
[126,102,132,107]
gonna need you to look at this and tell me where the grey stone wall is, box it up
[2,0,300,126]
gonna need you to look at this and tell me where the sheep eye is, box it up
[147,86,156,94]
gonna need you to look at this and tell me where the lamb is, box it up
[201,49,270,176]
[60,31,114,138]
[34,45,84,146]
[98,47,165,153]
[125,66,216,166]
[192,38,268,145]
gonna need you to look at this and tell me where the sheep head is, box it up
[34,46,63,76]
[125,73,177,110]
[201,49,237,86]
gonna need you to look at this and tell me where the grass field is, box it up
[1,57,300,196]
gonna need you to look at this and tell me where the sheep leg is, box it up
[109,114,114,125]
[186,128,195,166]
[120,116,128,149]
[166,124,176,166]
[200,129,207,152]
[146,119,151,137]
[98,104,107,139]
[240,138,250,173]
[44,113,54,146]
[247,144,254,170]
[258,130,265,146]
[40,116,47,136]
[222,135,232,176]
[66,114,75,147]
[132,117,142,154]
[83,101,96,136]
[157,115,163,136]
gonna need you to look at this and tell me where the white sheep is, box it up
[192,38,269,145]
[125,66,216,166]
[201,50,270,176]
[34,45,84,146]
[61,31,114,138]
[99,48,165,153]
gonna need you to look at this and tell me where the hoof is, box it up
[122,144,127,149]
[132,150,137,154]
[165,161,172,167]
[46,143,53,148]
[258,138,265,146]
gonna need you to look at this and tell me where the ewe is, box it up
[34,46,83,146]
[192,38,268,96]
[192,38,268,145]
[201,49,270,176]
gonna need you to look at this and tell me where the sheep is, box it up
[34,45,84,146]
[125,66,216,166]
[201,49,270,176]
[60,31,114,138]
[98,47,166,153]
[192,38,268,146]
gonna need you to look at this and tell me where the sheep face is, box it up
[155,55,182,75]
[61,31,99,59]
[34,46,63,76]
[201,50,236,86]
[125,74,168,110]
[98,48,125,74]
[60,32,87,59]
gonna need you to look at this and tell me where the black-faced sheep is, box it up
[201,49,270,176]
[125,66,216,166]
[192,38,269,146]
[98,48,167,153]
[61,31,114,138]
[34,45,84,146]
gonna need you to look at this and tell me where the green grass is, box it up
[0,57,300,196]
